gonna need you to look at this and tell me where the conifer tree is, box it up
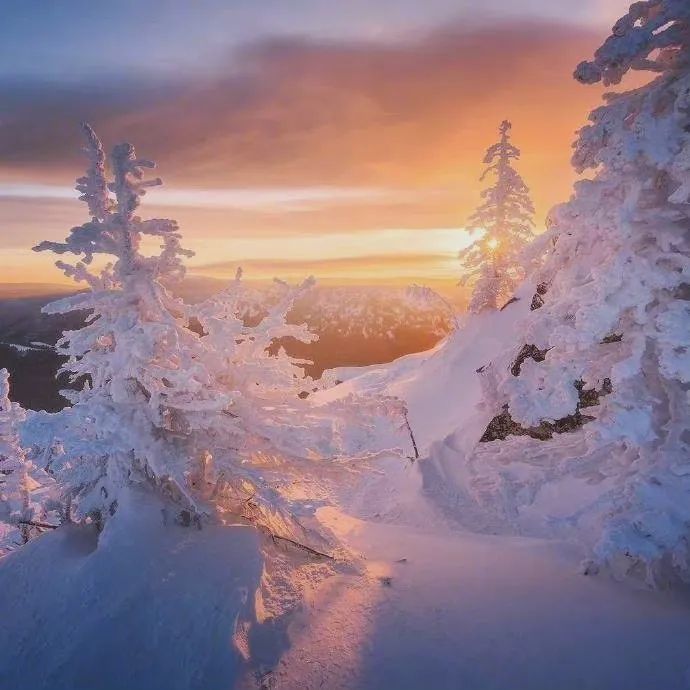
[460,121,535,312]
[487,0,690,582]
[31,127,346,554]
[34,125,228,525]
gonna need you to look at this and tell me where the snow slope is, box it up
[318,285,531,454]
[257,457,690,690]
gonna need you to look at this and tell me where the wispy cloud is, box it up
[0,183,393,210]
[191,251,463,284]
[0,20,602,204]
[0,17,605,284]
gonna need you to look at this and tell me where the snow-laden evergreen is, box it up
[0,370,55,552]
[33,124,229,526]
[486,0,690,582]
[460,120,535,313]
[197,269,320,405]
[28,125,407,554]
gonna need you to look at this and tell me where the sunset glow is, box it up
[0,1,627,289]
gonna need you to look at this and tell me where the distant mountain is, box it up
[285,285,454,377]
[0,291,85,411]
[0,283,75,300]
[0,280,456,410]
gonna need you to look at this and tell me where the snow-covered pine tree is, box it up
[489,0,690,583]
[460,120,535,313]
[197,270,320,407]
[33,124,228,526]
[193,270,328,464]
[0,369,54,551]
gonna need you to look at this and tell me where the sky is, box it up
[0,0,629,288]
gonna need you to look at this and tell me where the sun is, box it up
[486,237,499,251]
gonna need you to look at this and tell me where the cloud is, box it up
[0,19,604,223]
[191,251,459,283]
[0,187,468,258]
[0,17,611,288]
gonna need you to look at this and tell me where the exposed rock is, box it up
[601,333,623,344]
[576,377,612,408]
[530,293,544,310]
[480,406,554,442]
[480,378,613,443]
[480,406,527,442]
[510,344,549,376]
[480,407,593,443]
[529,282,549,311]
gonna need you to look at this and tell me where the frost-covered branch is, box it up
[575,0,690,86]
[0,370,57,552]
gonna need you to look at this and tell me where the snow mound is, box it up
[0,489,263,690]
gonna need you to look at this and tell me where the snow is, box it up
[0,488,263,690]
[2,285,689,688]
[4,445,690,690]
[253,457,690,690]
[319,284,531,454]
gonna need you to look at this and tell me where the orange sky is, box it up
[0,5,629,288]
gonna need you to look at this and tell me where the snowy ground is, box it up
[237,453,690,690]
[274,510,690,689]
[3,456,690,690]
[3,288,690,690]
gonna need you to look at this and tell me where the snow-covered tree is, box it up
[31,125,355,558]
[33,124,228,526]
[193,270,333,464]
[0,370,55,552]
[487,0,690,583]
[197,269,320,404]
[460,120,535,313]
